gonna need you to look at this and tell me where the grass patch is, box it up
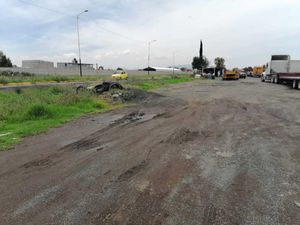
[0,86,112,150]
[0,74,103,85]
[129,75,194,91]
[0,74,196,150]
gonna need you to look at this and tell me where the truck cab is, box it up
[262,55,300,89]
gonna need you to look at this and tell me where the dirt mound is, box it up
[112,88,164,103]
[164,128,199,144]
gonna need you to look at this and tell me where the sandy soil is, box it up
[0,78,299,225]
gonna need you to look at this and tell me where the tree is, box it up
[243,66,253,72]
[192,56,209,70]
[0,51,13,67]
[214,57,225,69]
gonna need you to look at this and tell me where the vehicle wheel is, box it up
[76,86,86,94]
[292,80,299,89]
[272,76,275,83]
[110,83,124,90]
[93,85,105,94]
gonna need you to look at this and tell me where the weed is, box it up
[50,86,63,95]
[15,88,22,94]
[25,104,53,119]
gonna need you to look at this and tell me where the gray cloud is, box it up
[1,0,300,69]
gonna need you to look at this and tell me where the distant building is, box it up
[22,60,54,69]
[143,66,180,72]
[57,62,94,70]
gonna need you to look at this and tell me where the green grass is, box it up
[0,86,112,150]
[129,75,194,91]
[0,74,197,151]
[0,75,103,85]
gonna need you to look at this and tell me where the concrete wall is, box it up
[0,67,191,76]
[22,60,54,70]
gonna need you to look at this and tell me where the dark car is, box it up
[239,73,247,79]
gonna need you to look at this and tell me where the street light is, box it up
[148,40,157,76]
[76,10,88,77]
[173,52,176,77]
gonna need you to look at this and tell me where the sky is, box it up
[0,0,300,69]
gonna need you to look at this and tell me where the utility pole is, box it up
[147,40,157,76]
[173,52,175,77]
[76,10,88,77]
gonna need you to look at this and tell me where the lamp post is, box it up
[76,10,88,77]
[172,52,175,77]
[147,40,157,76]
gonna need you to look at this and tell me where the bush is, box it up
[50,86,63,95]
[0,77,9,84]
[21,72,34,77]
[15,88,22,94]
[52,76,71,83]
[0,71,34,77]
[25,104,53,120]
[0,71,13,77]
[93,102,104,109]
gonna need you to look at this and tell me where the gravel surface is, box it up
[0,78,299,225]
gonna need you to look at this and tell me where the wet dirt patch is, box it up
[111,111,146,126]
[117,160,147,182]
[60,137,102,152]
[21,153,61,169]
[120,88,164,103]
[164,128,199,144]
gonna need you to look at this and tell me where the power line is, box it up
[95,25,145,44]
[16,0,146,44]
[15,0,185,59]
[16,0,74,17]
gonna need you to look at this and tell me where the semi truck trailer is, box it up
[261,55,300,89]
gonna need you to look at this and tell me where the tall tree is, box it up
[214,57,225,69]
[199,40,203,62]
[0,51,13,67]
[192,56,209,70]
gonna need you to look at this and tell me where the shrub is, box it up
[93,102,104,109]
[0,77,9,84]
[25,104,53,119]
[50,86,63,95]
[15,88,22,94]
[21,72,34,77]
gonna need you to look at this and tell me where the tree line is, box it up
[0,51,13,67]
[192,56,226,70]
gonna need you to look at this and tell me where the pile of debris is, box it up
[76,81,151,103]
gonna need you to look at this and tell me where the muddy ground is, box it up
[0,78,299,225]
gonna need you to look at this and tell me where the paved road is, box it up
[0,78,299,225]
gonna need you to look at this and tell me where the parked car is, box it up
[239,73,247,79]
[112,71,128,80]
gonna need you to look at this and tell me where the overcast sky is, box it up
[0,0,300,69]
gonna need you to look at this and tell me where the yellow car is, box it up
[112,71,128,80]
[222,70,239,80]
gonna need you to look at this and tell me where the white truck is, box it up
[261,55,300,89]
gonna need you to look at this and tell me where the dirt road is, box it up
[0,78,299,225]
